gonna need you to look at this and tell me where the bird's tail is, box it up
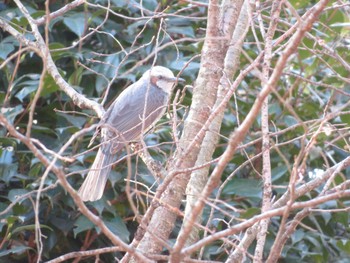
[78,148,114,201]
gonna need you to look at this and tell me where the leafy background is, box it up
[1,0,350,262]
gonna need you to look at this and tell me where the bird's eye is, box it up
[158,76,163,80]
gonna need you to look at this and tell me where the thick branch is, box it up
[127,0,233,260]
[177,0,331,260]
[178,0,248,254]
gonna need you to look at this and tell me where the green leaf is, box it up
[42,74,59,97]
[74,215,95,237]
[63,13,87,37]
[93,53,120,94]
[104,216,130,242]
[340,113,350,125]
[334,211,348,226]
[13,74,40,102]
[239,207,260,219]
[56,113,86,128]
[0,162,18,184]
[15,85,37,102]
[50,216,75,234]
[87,199,107,215]
[283,115,299,127]
[8,189,29,203]
[337,239,350,255]
[109,170,123,186]
[0,245,31,257]
[269,102,282,117]
[288,0,310,9]
[167,26,195,37]
[68,67,85,86]
[1,105,24,125]
[0,42,15,60]
[0,203,10,231]
[272,165,288,182]
[222,178,262,200]
[110,0,129,7]
[12,224,53,235]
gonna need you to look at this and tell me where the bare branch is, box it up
[0,114,153,263]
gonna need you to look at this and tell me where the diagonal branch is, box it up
[0,114,152,263]
[2,1,104,118]
[176,0,331,260]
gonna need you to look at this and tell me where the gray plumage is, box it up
[78,66,180,201]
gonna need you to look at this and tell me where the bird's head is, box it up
[144,66,184,94]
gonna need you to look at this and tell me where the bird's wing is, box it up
[101,83,168,154]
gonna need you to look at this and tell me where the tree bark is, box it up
[182,0,249,248]
[128,0,241,260]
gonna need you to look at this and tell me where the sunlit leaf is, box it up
[1,105,23,125]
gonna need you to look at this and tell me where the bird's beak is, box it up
[165,76,185,84]
[175,77,185,83]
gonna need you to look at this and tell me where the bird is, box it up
[78,66,183,201]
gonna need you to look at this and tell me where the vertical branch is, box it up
[254,1,283,262]
[266,208,311,263]
[12,0,47,138]
[200,0,329,261]
[229,0,333,260]
[12,0,52,260]
[3,45,24,107]
[1,0,346,261]
[182,0,248,251]
[32,59,47,263]
[127,0,235,261]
